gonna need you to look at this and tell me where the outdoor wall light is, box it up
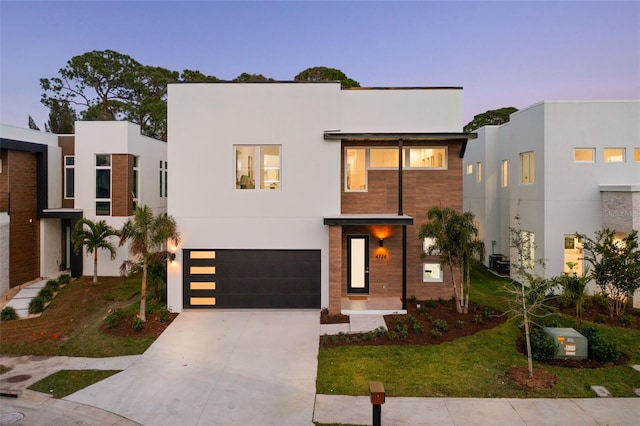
[168,252,176,263]
[379,238,384,248]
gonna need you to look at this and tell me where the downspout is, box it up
[398,138,407,310]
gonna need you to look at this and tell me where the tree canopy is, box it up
[464,107,518,132]
[294,66,360,88]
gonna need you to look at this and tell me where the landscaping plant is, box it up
[72,218,119,283]
[1,306,18,321]
[553,262,589,328]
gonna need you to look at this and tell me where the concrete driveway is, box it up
[66,310,319,426]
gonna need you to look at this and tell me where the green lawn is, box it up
[28,370,121,398]
[317,265,640,398]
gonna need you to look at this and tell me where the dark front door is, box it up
[347,235,369,294]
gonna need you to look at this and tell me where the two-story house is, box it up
[166,82,475,314]
[0,121,166,295]
[463,100,640,306]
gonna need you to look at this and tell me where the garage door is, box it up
[183,249,321,309]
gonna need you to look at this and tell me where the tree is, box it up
[233,72,273,82]
[578,229,640,319]
[418,206,483,313]
[553,262,589,328]
[71,218,119,283]
[119,205,180,321]
[180,69,219,82]
[28,115,40,131]
[503,215,556,378]
[463,107,518,132]
[294,66,360,88]
[40,50,141,122]
[45,99,76,134]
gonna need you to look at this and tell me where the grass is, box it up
[0,275,158,357]
[28,370,120,398]
[317,264,640,398]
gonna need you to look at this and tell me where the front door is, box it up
[347,235,369,294]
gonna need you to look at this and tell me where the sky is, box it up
[1,0,639,129]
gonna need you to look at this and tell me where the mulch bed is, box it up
[506,366,558,389]
[100,313,178,338]
[320,299,507,348]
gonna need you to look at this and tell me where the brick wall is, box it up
[8,150,39,288]
[337,141,464,301]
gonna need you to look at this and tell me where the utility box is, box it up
[543,327,588,360]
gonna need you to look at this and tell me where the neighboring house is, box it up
[166,82,475,314]
[0,121,166,294]
[463,100,640,306]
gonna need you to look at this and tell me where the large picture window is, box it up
[64,156,74,199]
[520,151,534,184]
[96,154,111,216]
[235,145,281,190]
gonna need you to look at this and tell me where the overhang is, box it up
[323,214,413,226]
[323,132,477,158]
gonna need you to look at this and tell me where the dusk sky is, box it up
[1,0,638,130]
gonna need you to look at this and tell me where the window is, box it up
[635,148,640,162]
[64,156,74,199]
[501,160,509,187]
[519,230,535,270]
[476,162,482,182]
[346,148,366,191]
[345,146,447,191]
[466,164,473,175]
[603,148,625,162]
[520,151,534,184]
[132,157,139,210]
[159,161,168,197]
[235,145,281,190]
[423,237,440,255]
[423,263,443,282]
[574,148,594,162]
[95,154,111,216]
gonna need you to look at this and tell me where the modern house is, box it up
[463,100,640,306]
[166,82,475,314]
[0,121,166,295]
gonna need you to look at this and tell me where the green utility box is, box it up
[543,327,588,360]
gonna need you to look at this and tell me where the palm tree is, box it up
[71,218,119,283]
[119,205,180,321]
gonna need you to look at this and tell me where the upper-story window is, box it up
[520,151,534,184]
[159,161,168,197]
[634,148,640,162]
[466,164,473,175]
[476,162,482,183]
[64,156,74,199]
[96,154,111,216]
[345,146,448,192]
[235,145,281,190]
[574,148,595,162]
[132,156,139,210]
[603,148,625,162]
[501,160,509,187]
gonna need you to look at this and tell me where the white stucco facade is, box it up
[463,100,640,304]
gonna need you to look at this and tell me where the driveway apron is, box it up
[66,310,319,426]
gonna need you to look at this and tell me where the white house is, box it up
[166,82,475,314]
[463,100,640,305]
[0,121,166,294]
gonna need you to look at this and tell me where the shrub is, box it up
[38,287,54,302]
[430,328,442,338]
[529,328,558,361]
[473,314,484,325]
[408,295,418,304]
[1,306,18,321]
[29,297,46,314]
[104,308,124,328]
[433,319,448,333]
[423,300,437,308]
[387,330,399,340]
[620,314,634,325]
[45,279,60,292]
[132,315,144,332]
[456,320,465,329]
[580,326,619,362]
[596,314,607,324]
[157,306,170,323]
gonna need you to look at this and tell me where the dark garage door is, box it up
[183,249,321,309]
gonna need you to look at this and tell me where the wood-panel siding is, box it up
[338,141,464,301]
[111,154,133,217]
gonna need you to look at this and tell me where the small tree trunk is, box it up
[449,264,462,313]
[140,262,147,321]
[522,283,534,377]
[93,250,98,283]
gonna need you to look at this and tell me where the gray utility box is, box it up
[543,327,588,360]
